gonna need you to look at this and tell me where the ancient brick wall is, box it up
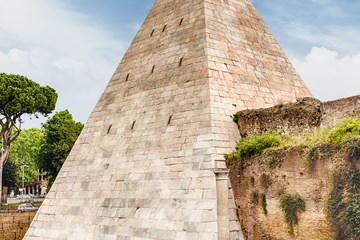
[228,145,359,240]
[0,212,35,240]
[235,95,360,138]
[321,95,360,128]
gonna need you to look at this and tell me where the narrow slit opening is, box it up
[150,29,155,37]
[162,24,167,32]
[167,115,173,125]
[179,18,184,26]
[131,121,136,130]
[179,57,183,67]
[151,65,155,74]
[107,125,112,134]
[125,73,130,82]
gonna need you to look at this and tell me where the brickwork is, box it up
[0,212,35,240]
[321,95,360,128]
[25,0,311,239]
[234,95,360,138]
[228,146,359,239]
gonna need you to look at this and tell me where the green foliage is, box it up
[345,137,360,161]
[0,73,57,202]
[0,73,57,117]
[279,193,306,236]
[250,190,267,215]
[0,201,42,211]
[225,132,282,175]
[38,110,83,190]
[2,160,17,191]
[325,166,360,240]
[8,128,43,185]
[236,132,282,159]
[304,144,318,173]
[260,193,267,215]
[232,114,238,123]
[291,118,360,147]
[225,118,360,177]
[326,118,360,144]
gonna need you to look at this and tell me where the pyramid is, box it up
[25,0,311,239]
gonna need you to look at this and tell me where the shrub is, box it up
[326,118,360,144]
[279,193,306,236]
[325,165,360,240]
[345,137,360,161]
[236,132,282,159]
[225,132,282,176]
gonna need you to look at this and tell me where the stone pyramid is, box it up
[25,0,311,239]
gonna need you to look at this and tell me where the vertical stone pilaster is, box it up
[215,168,230,240]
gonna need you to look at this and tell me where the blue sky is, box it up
[0,0,359,128]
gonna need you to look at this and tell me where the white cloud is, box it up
[286,23,360,54]
[0,0,127,128]
[293,47,360,101]
[53,58,84,71]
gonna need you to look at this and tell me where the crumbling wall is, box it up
[234,95,360,138]
[321,95,360,128]
[229,94,360,240]
[228,144,359,240]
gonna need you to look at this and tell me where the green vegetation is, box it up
[38,110,83,189]
[8,129,43,190]
[281,118,360,149]
[327,118,360,144]
[232,114,238,123]
[279,193,306,236]
[226,118,360,238]
[0,201,42,211]
[325,165,360,240]
[0,73,57,203]
[2,161,17,191]
[226,118,360,174]
[0,73,83,200]
[345,137,360,161]
[225,132,282,174]
[250,189,268,215]
[236,132,282,158]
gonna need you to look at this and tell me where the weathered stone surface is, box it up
[234,95,360,138]
[321,95,360,128]
[228,145,360,240]
[25,0,311,239]
[0,212,35,240]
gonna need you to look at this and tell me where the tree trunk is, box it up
[0,144,10,205]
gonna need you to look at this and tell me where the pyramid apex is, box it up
[25,1,311,239]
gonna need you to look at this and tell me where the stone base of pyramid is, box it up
[24,81,246,239]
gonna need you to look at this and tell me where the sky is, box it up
[0,0,359,129]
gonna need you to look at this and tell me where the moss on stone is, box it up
[279,193,306,236]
